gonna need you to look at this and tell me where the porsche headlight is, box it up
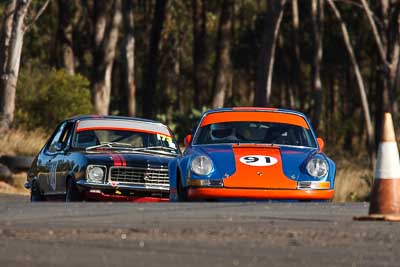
[306,158,328,178]
[87,165,106,183]
[190,156,213,176]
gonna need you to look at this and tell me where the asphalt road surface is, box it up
[1,194,399,267]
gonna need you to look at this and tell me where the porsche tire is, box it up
[30,181,44,202]
[65,178,83,202]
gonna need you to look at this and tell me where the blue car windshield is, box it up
[72,129,179,153]
[193,121,317,147]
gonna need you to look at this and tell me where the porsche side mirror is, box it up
[184,134,192,147]
[317,137,325,152]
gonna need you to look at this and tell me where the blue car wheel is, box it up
[177,176,188,201]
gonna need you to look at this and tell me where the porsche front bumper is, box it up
[188,187,334,200]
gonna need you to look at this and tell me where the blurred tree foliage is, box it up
[0,0,398,157]
[15,65,92,129]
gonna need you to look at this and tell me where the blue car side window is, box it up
[46,122,67,153]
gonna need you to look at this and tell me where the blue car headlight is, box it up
[306,158,328,178]
[86,165,106,183]
[190,156,213,176]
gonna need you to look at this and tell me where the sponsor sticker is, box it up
[157,134,177,149]
[239,155,278,166]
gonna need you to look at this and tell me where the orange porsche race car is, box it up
[168,107,336,201]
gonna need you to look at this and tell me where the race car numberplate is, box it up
[239,155,278,166]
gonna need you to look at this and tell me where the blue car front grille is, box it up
[109,166,169,186]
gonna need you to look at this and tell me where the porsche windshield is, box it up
[73,129,178,153]
[193,121,317,147]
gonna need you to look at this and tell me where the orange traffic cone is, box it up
[355,112,400,221]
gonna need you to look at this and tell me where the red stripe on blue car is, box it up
[111,154,122,166]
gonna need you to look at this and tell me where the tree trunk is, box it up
[166,29,183,123]
[91,1,109,115]
[343,67,355,152]
[361,0,390,145]
[290,0,303,109]
[0,0,16,75]
[122,0,136,117]
[211,0,234,109]
[327,0,375,165]
[328,74,338,142]
[0,0,31,132]
[92,1,108,49]
[91,0,122,115]
[384,2,400,130]
[254,0,286,107]
[311,0,324,132]
[192,0,208,109]
[142,0,168,119]
[360,0,400,144]
[395,50,400,117]
[57,0,75,75]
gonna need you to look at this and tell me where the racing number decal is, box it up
[239,155,278,166]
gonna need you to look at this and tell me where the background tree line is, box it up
[0,0,400,163]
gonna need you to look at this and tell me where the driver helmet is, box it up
[210,123,238,141]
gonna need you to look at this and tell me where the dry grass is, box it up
[0,128,47,195]
[332,157,373,202]
[0,128,48,156]
[0,172,30,195]
[7,172,29,189]
[0,181,29,195]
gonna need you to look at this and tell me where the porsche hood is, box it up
[192,144,317,189]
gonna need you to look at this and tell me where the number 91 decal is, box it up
[239,155,278,166]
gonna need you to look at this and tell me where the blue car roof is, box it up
[68,115,162,125]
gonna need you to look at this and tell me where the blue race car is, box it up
[168,107,336,201]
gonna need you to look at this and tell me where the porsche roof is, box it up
[199,107,311,129]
